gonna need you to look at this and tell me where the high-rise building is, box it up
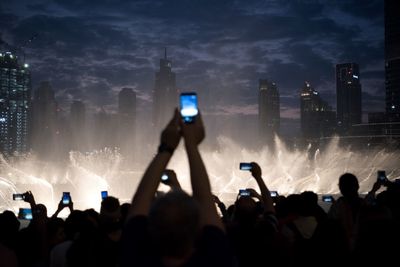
[258,79,280,141]
[70,100,86,151]
[31,81,60,158]
[153,48,177,129]
[336,63,362,134]
[92,108,118,150]
[300,82,336,139]
[385,0,400,120]
[118,88,136,158]
[0,52,31,156]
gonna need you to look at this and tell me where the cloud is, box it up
[0,0,385,124]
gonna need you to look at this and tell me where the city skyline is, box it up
[0,0,385,124]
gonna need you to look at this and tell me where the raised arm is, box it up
[181,112,224,230]
[250,162,275,214]
[128,110,181,219]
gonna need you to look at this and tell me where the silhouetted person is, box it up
[328,173,364,250]
[120,109,235,267]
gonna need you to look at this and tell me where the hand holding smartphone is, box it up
[377,170,387,183]
[180,92,198,123]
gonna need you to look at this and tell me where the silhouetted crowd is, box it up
[1,110,399,267]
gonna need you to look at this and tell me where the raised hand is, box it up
[180,111,205,148]
[250,162,262,179]
[159,108,181,153]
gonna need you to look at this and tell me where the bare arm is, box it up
[181,112,224,230]
[250,162,275,214]
[128,110,181,219]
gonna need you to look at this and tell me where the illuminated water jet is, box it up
[1,136,399,214]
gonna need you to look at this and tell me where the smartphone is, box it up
[101,191,108,200]
[180,92,198,123]
[18,208,33,220]
[270,191,278,197]
[62,192,70,205]
[161,173,169,182]
[239,162,252,170]
[377,170,387,182]
[322,195,334,203]
[13,193,24,201]
[239,189,250,197]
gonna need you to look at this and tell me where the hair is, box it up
[339,173,359,198]
[234,196,258,224]
[148,190,200,258]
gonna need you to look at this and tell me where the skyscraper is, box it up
[258,79,280,142]
[70,100,86,151]
[336,63,362,134]
[300,82,335,139]
[153,48,177,129]
[0,52,31,156]
[31,81,59,158]
[385,0,400,120]
[118,88,136,158]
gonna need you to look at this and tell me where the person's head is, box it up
[339,173,359,198]
[64,210,86,240]
[47,217,66,247]
[100,196,121,232]
[233,196,258,224]
[148,190,200,258]
[0,210,20,244]
[34,203,48,219]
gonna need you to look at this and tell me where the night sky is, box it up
[0,0,385,128]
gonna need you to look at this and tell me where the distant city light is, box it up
[392,105,395,109]
[9,54,13,59]
[352,75,359,79]
[24,63,29,68]
[0,118,6,122]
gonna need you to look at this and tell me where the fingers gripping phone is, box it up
[180,92,198,123]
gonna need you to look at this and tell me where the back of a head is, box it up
[149,190,200,258]
[234,196,258,225]
[100,196,120,215]
[300,191,318,216]
[100,196,121,232]
[339,173,359,198]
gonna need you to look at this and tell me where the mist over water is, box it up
[1,136,400,215]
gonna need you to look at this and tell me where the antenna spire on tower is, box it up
[164,47,167,59]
